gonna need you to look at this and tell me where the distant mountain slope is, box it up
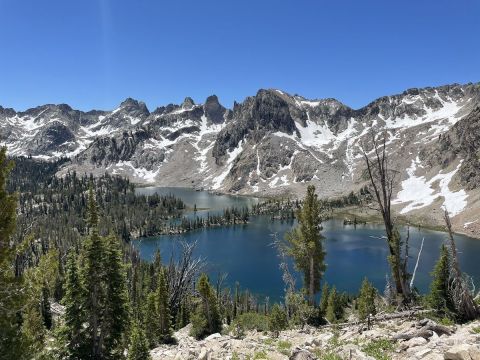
[2,82,480,230]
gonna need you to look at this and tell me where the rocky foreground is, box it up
[151,317,480,360]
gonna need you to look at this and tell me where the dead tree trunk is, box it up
[444,210,479,321]
[363,133,411,304]
[410,237,424,289]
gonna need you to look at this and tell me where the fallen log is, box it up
[393,329,433,341]
[392,320,454,341]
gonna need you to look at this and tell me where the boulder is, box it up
[205,333,222,341]
[406,337,429,348]
[289,349,316,360]
[198,348,208,360]
[444,344,480,360]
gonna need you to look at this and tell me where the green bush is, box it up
[230,312,269,336]
[269,304,288,336]
[362,339,394,360]
[253,350,268,359]
[277,340,292,355]
[471,326,480,334]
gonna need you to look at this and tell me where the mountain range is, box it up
[2,82,480,235]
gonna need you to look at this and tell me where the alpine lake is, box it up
[133,187,480,302]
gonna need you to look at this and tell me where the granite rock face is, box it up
[424,106,480,190]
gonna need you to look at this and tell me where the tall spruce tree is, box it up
[190,274,222,339]
[319,282,330,319]
[102,233,130,357]
[69,185,130,359]
[156,268,173,344]
[358,278,377,320]
[286,185,326,305]
[326,286,339,323]
[81,187,107,358]
[127,322,151,360]
[62,250,86,359]
[0,148,25,359]
[144,292,159,348]
[428,244,455,317]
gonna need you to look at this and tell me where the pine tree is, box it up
[358,278,377,320]
[102,233,130,356]
[268,304,288,337]
[127,322,151,360]
[21,304,47,355]
[0,148,25,359]
[286,185,326,305]
[61,250,86,359]
[319,282,330,319]
[41,284,53,330]
[79,187,129,358]
[143,292,158,348]
[190,273,222,339]
[428,245,455,317]
[156,268,173,344]
[326,286,338,323]
[81,200,106,358]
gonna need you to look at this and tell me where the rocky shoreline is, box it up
[150,317,480,360]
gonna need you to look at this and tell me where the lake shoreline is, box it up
[134,184,480,240]
[132,185,480,300]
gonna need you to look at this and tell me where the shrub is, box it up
[230,312,269,337]
[361,339,394,360]
[277,340,292,355]
[269,304,288,336]
[286,291,316,326]
[358,277,377,320]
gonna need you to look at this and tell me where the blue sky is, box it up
[0,0,479,111]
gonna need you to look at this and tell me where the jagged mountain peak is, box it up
[4,81,480,227]
[181,97,195,109]
[117,97,150,115]
[204,95,226,124]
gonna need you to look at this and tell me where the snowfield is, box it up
[393,158,468,216]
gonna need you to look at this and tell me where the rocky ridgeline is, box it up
[150,318,480,360]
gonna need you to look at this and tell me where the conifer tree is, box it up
[326,286,338,323]
[41,284,53,330]
[358,278,377,320]
[21,305,46,355]
[81,192,106,358]
[269,304,288,337]
[428,244,455,317]
[190,273,221,339]
[77,187,129,358]
[319,282,330,319]
[127,322,151,360]
[103,233,130,356]
[156,268,173,343]
[62,250,86,359]
[0,148,25,359]
[144,292,159,348]
[286,185,326,305]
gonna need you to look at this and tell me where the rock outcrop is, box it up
[149,319,480,360]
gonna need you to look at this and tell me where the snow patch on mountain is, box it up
[110,161,160,183]
[211,140,244,190]
[393,158,468,216]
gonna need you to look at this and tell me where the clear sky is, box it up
[0,0,479,112]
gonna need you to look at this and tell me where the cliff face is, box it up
[423,106,480,190]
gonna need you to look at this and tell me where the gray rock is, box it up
[444,344,480,360]
[289,348,316,360]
